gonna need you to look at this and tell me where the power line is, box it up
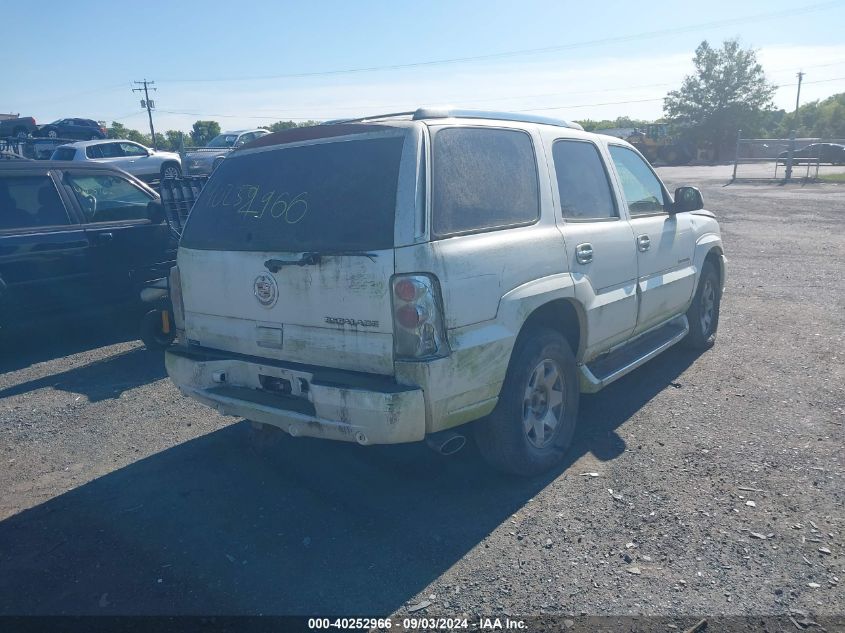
[155,1,840,84]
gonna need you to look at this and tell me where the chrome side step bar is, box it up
[579,315,689,393]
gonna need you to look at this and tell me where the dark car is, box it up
[0,116,38,139]
[778,142,845,165]
[36,118,107,141]
[0,161,176,331]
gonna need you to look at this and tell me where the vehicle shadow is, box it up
[0,345,166,402]
[0,346,701,615]
[0,311,140,376]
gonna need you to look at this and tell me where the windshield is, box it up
[181,133,405,252]
[206,134,238,148]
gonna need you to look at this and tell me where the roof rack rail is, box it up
[323,108,584,131]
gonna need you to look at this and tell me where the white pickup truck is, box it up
[165,109,725,476]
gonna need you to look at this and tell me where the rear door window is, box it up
[0,175,71,230]
[431,127,539,237]
[64,173,153,222]
[180,133,406,252]
[552,140,617,220]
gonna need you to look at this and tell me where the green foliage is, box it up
[262,120,321,132]
[664,39,776,157]
[576,116,652,132]
[190,120,221,146]
[774,93,845,138]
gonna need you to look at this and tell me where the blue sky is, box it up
[4,0,845,132]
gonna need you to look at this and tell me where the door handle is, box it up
[95,232,114,244]
[575,242,593,264]
[637,234,651,252]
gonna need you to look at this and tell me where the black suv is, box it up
[0,161,176,330]
[36,118,107,140]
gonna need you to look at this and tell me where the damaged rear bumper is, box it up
[166,347,426,445]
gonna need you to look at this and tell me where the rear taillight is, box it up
[391,274,449,360]
[169,265,185,333]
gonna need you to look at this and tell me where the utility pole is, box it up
[794,71,804,116]
[785,71,804,182]
[133,79,157,149]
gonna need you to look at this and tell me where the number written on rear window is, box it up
[181,134,405,253]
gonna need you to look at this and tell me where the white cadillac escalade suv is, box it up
[165,109,725,475]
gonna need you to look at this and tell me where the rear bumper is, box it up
[165,347,426,444]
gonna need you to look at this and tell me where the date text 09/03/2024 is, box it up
[307,617,527,630]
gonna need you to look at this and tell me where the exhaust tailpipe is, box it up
[425,430,466,456]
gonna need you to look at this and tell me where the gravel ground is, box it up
[0,165,842,625]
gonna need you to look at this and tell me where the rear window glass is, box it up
[52,147,77,161]
[180,134,405,252]
[0,175,70,230]
[432,127,539,237]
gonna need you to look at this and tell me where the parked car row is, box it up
[0,116,107,141]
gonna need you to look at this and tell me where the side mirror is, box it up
[671,186,703,214]
[147,199,165,223]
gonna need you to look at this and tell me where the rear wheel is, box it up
[13,127,28,139]
[684,261,721,349]
[475,328,579,476]
[46,129,58,139]
[139,309,175,350]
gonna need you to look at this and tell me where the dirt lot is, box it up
[0,165,842,625]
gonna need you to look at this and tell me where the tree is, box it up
[106,121,150,145]
[190,120,221,146]
[262,120,321,132]
[664,39,776,159]
[775,92,845,138]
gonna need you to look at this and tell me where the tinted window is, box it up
[552,140,616,220]
[65,173,152,222]
[52,147,77,161]
[0,175,70,230]
[432,128,538,237]
[609,145,665,215]
[86,145,103,159]
[181,134,405,252]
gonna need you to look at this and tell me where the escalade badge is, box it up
[253,273,278,308]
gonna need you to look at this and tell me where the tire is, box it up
[13,127,28,139]
[139,309,175,350]
[46,129,58,139]
[475,328,579,476]
[247,420,287,455]
[684,261,721,350]
[89,135,100,140]
[161,163,181,180]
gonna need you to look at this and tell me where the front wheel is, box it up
[161,163,181,180]
[684,261,721,349]
[475,328,579,476]
[46,129,58,139]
